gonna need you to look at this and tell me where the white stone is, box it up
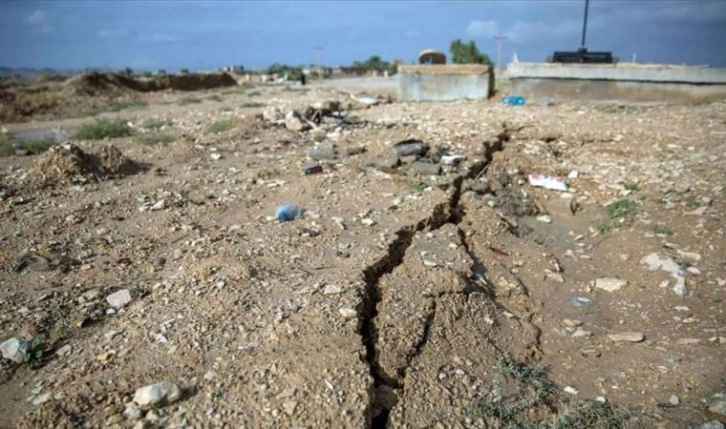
[151,200,166,211]
[32,392,52,405]
[106,289,132,309]
[607,332,645,342]
[536,215,552,223]
[323,284,343,295]
[0,338,28,363]
[338,308,357,320]
[594,277,627,292]
[124,405,143,420]
[564,386,579,395]
[133,381,182,407]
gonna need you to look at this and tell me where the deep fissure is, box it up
[359,130,513,428]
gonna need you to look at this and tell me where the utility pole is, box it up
[495,34,507,74]
[580,0,590,49]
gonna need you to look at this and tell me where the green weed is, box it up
[651,224,673,236]
[241,102,266,108]
[136,132,175,145]
[142,118,173,129]
[74,119,134,140]
[207,118,237,134]
[606,199,637,219]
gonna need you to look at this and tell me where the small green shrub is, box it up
[241,102,266,108]
[178,96,203,105]
[207,118,237,134]
[207,94,223,102]
[685,199,701,210]
[623,182,639,192]
[651,224,673,236]
[136,132,175,145]
[0,137,56,156]
[606,199,637,219]
[142,118,173,129]
[597,222,613,235]
[74,119,134,140]
[108,99,148,111]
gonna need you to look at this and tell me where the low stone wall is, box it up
[397,65,494,101]
[507,63,726,103]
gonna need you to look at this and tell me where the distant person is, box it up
[300,73,306,86]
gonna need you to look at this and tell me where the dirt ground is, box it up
[0,77,724,428]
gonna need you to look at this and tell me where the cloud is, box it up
[27,9,53,33]
[138,33,182,42]
[98,28,128,38]
[466,19,500,38]
[27,10,47,25]
[504,19,582,42]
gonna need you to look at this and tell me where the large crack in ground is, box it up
[359,129,514,428]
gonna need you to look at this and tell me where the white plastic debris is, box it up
[528,174,568,191]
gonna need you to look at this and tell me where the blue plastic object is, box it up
[501,95,526,106]
[275,204,301,222]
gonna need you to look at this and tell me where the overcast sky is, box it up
[1,0,725,71]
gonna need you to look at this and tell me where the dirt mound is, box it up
[31,143,136,186]
[61,72,237,97]
[61,72,145,97]
[152,73,237,91]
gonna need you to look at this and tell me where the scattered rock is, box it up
[106,289,132,309]
[708,393,726,416]
[338,308,357,320]
[593,277,627,292]
[284,111,310,132]
[669,394,680,406]
[322,284,343,295]
[133,381,182,407]
[607,332,645,343]
[124,405,144,420]
[701,421,724,429]
[641,252,686,297]
[0,337,28,363]
[151,200,166,211]
[564,386,579,395]
[32,392,52,405]
[536,215,552,223]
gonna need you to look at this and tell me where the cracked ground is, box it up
[1,80,725,428]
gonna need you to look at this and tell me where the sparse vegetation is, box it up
[241,102,266,108]
[136,132,175,145]
[247,90,262,97]
[685,199,702,210]
[25,335,46,369]
[597,222,613,235]
[0,136,57,156]
[208,118,237,134]
[108,99,148,111]
[408,181,428,194]
[74,119,134,140]
[142,118,173,129]
[466,354,641,428]
[207,94,223,102]
[624,182,640,192]
[651,224,673,236]
[178,96,203,105]
[606,199,637,219]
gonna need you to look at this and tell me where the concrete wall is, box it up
[508,62,726,103]
[397,65,493,101]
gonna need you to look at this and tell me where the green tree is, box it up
[449,39,493,65]
[123,67,134,77]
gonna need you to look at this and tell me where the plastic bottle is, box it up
[501,96,526,106]
[275,204,301,222]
